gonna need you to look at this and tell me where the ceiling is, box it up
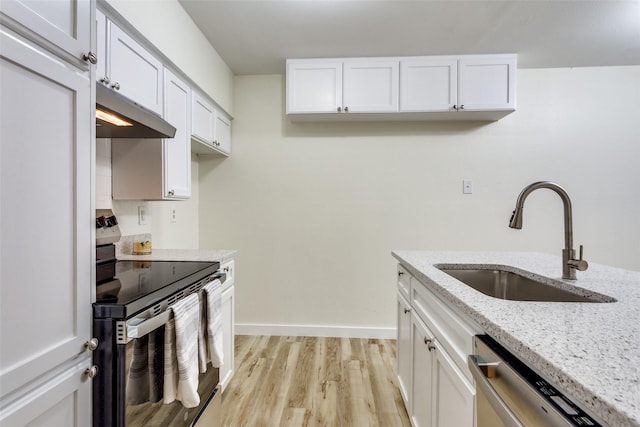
[178,0,640,76]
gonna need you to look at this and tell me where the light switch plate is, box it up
[463,179,473,194]
[138,205,148,225]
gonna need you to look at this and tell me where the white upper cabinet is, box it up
[0,0,92,68]
[343,60,399,112]
[458,54,516,111]
[112,70,192,200]
[400,57,458,112]
[104,21,163,115]
[191,90,232,156]
[288,54,516,121]
[286,59,399,115]
[163,69,191,199]
[286,60,343,113]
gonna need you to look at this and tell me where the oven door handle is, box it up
[468,354,524,427]
[126,310,171,342]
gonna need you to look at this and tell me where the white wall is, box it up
[198,66,640,334]
[104,0,233,113]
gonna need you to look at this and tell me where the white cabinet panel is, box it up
[214,112,232,155]
[220,283,235,390]
[192,91,215,144]
[164,69,191,199]
[0,27,92,398]
[458,55,516,111]
[343,60,399,112]
[411,314,434,427]
[397,292,412,409]
[286,60,343,113]
[0,356,92,427]
[108,22,163,115]
[400,58,457,112]
[0,0,91,66]
[95,9,107,84]
[433,346,474,427]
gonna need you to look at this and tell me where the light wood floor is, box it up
[220,335,411,427]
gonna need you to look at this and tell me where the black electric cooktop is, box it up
[94,260,219,319]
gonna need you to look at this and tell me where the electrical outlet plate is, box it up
[463,179,473,194]
[138,206,148,225]
[170,206,177,223]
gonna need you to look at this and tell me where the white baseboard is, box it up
[235,323,396,340]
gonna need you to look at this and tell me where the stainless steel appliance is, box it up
[469,335,603,427]
[93,211,223,427]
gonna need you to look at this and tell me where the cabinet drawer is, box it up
[411,278,478,382]
[397,265,411,300]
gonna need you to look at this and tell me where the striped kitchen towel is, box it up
[163,293,201,408]
[202,279,224,368]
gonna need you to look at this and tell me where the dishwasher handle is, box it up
[468,354,525,427]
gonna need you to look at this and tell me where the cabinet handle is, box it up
[85,365,99,379]
[459,104,465,110]
[428,343,436,352]
[453,104,458,110]
[100,77,110,85]
[168,189,175,196]
[424,337,432,345]
[111,82,121,90]
[404,308,411,314]
[83,52,97,64]
[85,338,99,352]
[398,271,404,277]
[344,106,349,112]
[337,107,342,112]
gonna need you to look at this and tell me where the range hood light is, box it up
[96,108,133,127]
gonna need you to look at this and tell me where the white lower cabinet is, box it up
[219,259,235,390]
[397,266,476,427]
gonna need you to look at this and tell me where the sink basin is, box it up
[437,266,614,303]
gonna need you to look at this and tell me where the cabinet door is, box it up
[411,314,435,427]
[220,284,235,390]
[108,22,163,115]
[458,55,516,111]
[432,342,475,427]
[0,0,91,67]
[164,69,191,199]
[214,111,232,155]
[95,9,107,84]
[397,293,412,406]
[1,27,92,398]
[0,356,92,426]
[400,58,457,112]
[286,60,343,113]
[192,91,215,146]
[343,60,399,112]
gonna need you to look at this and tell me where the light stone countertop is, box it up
[117,248,237,263]
[391,251,640,427]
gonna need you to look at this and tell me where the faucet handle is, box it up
[570,245,589,272]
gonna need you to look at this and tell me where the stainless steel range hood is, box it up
[95,84,176,139]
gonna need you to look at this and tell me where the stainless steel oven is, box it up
[93,260,224,427]
[469,335,603,427]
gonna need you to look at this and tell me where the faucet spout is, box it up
[509,181,588,279]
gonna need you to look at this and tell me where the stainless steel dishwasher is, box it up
[469,335,604,427]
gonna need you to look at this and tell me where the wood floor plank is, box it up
[221,335,410,427]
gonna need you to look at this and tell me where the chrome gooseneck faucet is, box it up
[509,181,588,280]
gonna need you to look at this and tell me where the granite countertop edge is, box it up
[392,250,640,427]
[117,248,237,263]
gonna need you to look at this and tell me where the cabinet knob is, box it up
[344,106,349,112]
[168,189,175,196]
[83,52,97,64]
[428,343,436,352]
[424,337,432,345]
[111,82,121,90]
[403,308,411,314]
[100,77,110,85]
[453,104,457,110]
[398,271,404,276]
[459,104,465,110]
[337,107,342,112]
[85,365,99,379]
[85,338,99,352]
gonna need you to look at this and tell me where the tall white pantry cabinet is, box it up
[0,1,95,426]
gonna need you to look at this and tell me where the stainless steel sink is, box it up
[437,267,614,303]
